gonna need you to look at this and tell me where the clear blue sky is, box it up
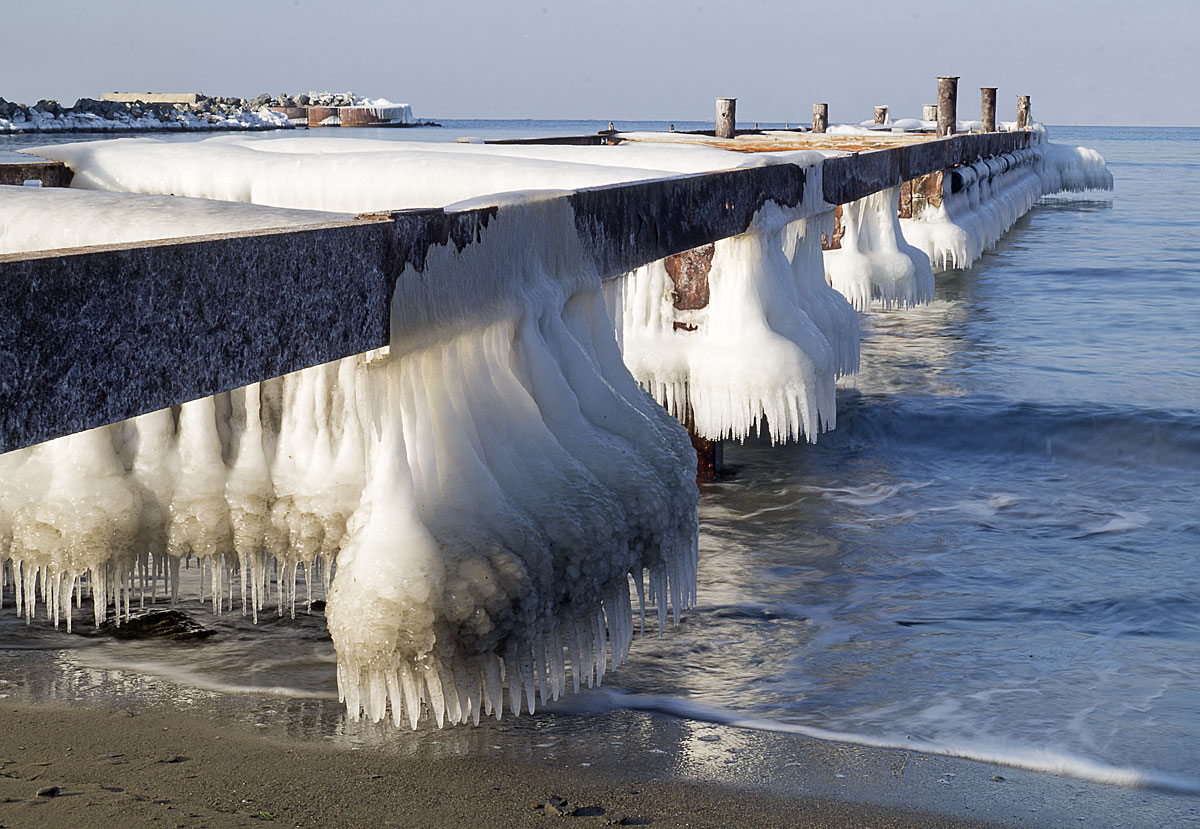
[3,0,1196,126]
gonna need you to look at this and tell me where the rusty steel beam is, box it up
[306,106,339,127]
[821,204,845,251]
[898,179,913,219]
[664,243,714,317]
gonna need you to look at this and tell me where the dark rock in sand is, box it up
[96,609,214,641]
[154,755,189,764]
[546,795,575,816]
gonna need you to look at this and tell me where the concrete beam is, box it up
[0,164,807,453]
[0,131,1031,452]
[821,130,1031,204]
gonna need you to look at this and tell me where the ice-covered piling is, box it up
[822,186,934,311]
[1017,95,1032,130]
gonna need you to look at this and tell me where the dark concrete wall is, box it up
[0,160,74,188]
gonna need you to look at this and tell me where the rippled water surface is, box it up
[2,125,1197,791]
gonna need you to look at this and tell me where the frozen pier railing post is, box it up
[1017,94,1032,130]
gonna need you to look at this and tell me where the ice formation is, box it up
[0,180,699,727]
[901,131,1114,272]
[330,196,697,726]
[27,138,681,212]
[606,155,858,443]
[0,185,349,255]
[2,125,1113,726]
[609,203,851,443]
[822,186,935,311]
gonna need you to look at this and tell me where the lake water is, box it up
[2,124,1197,801]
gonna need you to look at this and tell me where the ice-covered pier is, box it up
[0,130,1040,453]
[0,82,1113,728]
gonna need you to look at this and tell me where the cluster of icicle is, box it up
[822,185,935,311]
[0,352,378,632]
[609,163,860,445]
[901,133,1114,272]
[327,195,698,727]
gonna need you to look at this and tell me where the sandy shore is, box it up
[3,695,1190,829]
[0,700,1009,829]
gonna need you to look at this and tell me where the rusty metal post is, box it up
[690,429,723,482]
[812,103,828,133]
[922,104,937,122]
[716,98,736,139]
[937,77,959,137]
[1017,95,1031,129]
[683,410,723,482]
[873,105,889,124]
[980,88,997,132]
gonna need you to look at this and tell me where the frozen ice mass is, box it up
[1,118,1112,727]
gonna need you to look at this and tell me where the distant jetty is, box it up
[0,91,438,134]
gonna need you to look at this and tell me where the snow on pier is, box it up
[0,104,1112,727]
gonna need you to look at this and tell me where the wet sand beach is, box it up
[1,696,1190,829]
[0,701,1003,829]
